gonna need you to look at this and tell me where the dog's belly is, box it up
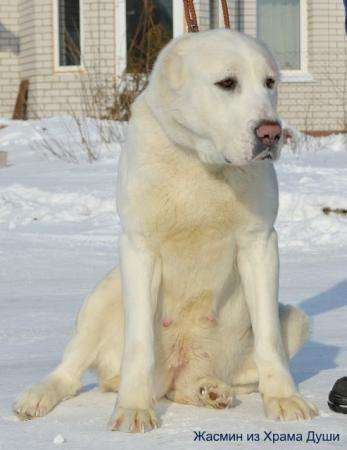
[154,230,252,384]
[154,282,252,387]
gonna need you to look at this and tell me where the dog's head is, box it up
[145,29,283,166]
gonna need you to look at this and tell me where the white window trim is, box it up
[280,72,314,83]
[115,0,184,76]
[53,0,84,72]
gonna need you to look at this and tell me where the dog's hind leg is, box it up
[14,268,123,420]
[166,304,309,412]
[231,303,310,389]
[280,304,310,358]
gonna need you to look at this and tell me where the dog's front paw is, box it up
[263,394,318,421]
[14,385,59,420]
[108,407,159,433]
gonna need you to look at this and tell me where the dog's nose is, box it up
[255,120,282,147]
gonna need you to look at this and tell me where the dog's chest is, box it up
[140,166,239,241]
[132,158,277,243]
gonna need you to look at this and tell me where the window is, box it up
[57,0,82,67]
[257,0,305,72]
[116,0,184,74]
[126,0,173,72]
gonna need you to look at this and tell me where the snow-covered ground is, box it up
[0,118,346,449]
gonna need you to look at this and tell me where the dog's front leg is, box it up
[109,233,161,433]
[237,228,317,421]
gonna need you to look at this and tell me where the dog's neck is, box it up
[139,94,271,182]
[133,94,229,177]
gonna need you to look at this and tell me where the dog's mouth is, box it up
[253,149,274,161]
[223,148,275,165]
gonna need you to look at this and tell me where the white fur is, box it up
[14,30,317,432]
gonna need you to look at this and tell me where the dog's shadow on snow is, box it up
[290,279,347,384]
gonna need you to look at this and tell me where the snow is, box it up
[0,117,346,449]
[53,434,66,445]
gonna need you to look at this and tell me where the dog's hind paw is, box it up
[198,377,235,409]
[108,407,159,433]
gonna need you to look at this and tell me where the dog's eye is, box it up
[215,77,238,91]
[265,77,276,90]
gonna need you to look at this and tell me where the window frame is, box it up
[53,0,84,72]
[257,0,310,82]
[115,0,184,76]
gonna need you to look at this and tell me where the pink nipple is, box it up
[162,318,172,327]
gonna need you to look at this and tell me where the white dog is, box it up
[14,29,317,432]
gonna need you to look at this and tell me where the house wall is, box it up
[0,0,116,119]
[198,0,212,30]
[201,0,347,131]
[25,0,209,119]
[199,0,238,30]
[19,0,36,81]
[278,0,347,131]
[20,0,116,118]
[205,1,245,31]
[241,0,347,131]
[0,1,20,118]
[1,0,346,130]
[239,0,257,35]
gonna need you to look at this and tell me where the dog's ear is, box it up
[160,44,185,91]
